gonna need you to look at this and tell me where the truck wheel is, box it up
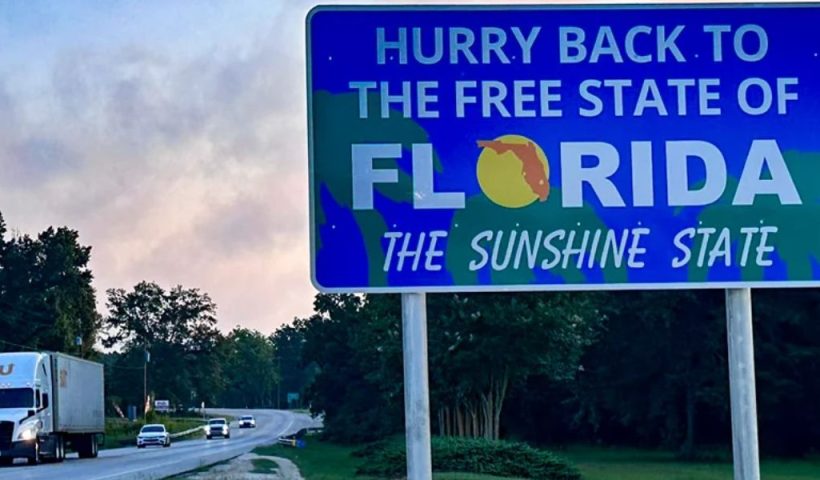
[57,435,66,462]
[27,442,40,465]
[77,434,98,459]
[89,435,99,458]
[0,457,13,466]
[45,434,65,463]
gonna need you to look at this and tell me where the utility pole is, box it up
[277,355,282,409]
[144,349,150,419]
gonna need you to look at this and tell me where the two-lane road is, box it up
[0,409,318,480]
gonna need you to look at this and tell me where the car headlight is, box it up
[17,420,42,441]
[204,426,210,433]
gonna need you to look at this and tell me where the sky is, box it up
[0,0,314,334]
[0,0,791,334]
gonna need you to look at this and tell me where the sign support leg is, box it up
[401,292,433,480]
[726,288,760,480]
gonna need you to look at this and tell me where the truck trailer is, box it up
[0,351,104,465]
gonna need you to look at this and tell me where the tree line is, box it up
[0,212,308,414]
[291,289,820,458]
[3,212,820,456]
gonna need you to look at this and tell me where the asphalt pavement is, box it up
[0,409,318,480]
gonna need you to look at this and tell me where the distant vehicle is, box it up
[136,424,171,448]
[0,351,104,465]
[238,415,256,429]
[205,418,230,439]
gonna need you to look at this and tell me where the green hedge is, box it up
[354,437,580,479]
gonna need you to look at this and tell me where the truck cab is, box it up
[0,352,103,465]
[0,353,53,465]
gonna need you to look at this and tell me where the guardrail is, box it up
[170,426,204,439]
[276,426,323,448]
[170,419,241,439]
[277,437,306,448]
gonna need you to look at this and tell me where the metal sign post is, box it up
[401,292,433,480]
[726,288,760,480]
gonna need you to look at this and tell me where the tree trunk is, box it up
[480,391,493,440]
[492,369,510,441]
[438,407,445,437]
[456,404,465,437]
[468,404,479,439]
[489,387,496,440]
[465,408,473,437]
[681,384,697,459]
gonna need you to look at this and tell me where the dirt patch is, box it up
[184,453,303,480]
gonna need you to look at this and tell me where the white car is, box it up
[238,415,256,428]
[137,424,171,448]
[205,418,230,439]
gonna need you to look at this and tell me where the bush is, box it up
[355,436,580,479]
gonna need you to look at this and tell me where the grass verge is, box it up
[251,458,280,474]
[166,456,239,479]
[254,440,820,480]
[562,446,820,480]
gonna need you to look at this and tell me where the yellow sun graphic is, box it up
[476,134,550,209]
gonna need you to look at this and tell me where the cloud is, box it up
[4,137,80,187]
[0,5,315,334]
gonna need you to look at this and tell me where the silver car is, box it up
[238,415,256,428]
[137,424,171,448]
[205,418,230,439]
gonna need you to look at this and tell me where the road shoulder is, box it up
[180,453,304,480]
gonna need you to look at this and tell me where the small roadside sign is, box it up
[154,399,170,413]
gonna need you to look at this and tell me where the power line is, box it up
[0,338,143,370]
[105,363,146,371]
[0,338,40,351]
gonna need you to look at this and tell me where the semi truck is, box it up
[0,351,104,465]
